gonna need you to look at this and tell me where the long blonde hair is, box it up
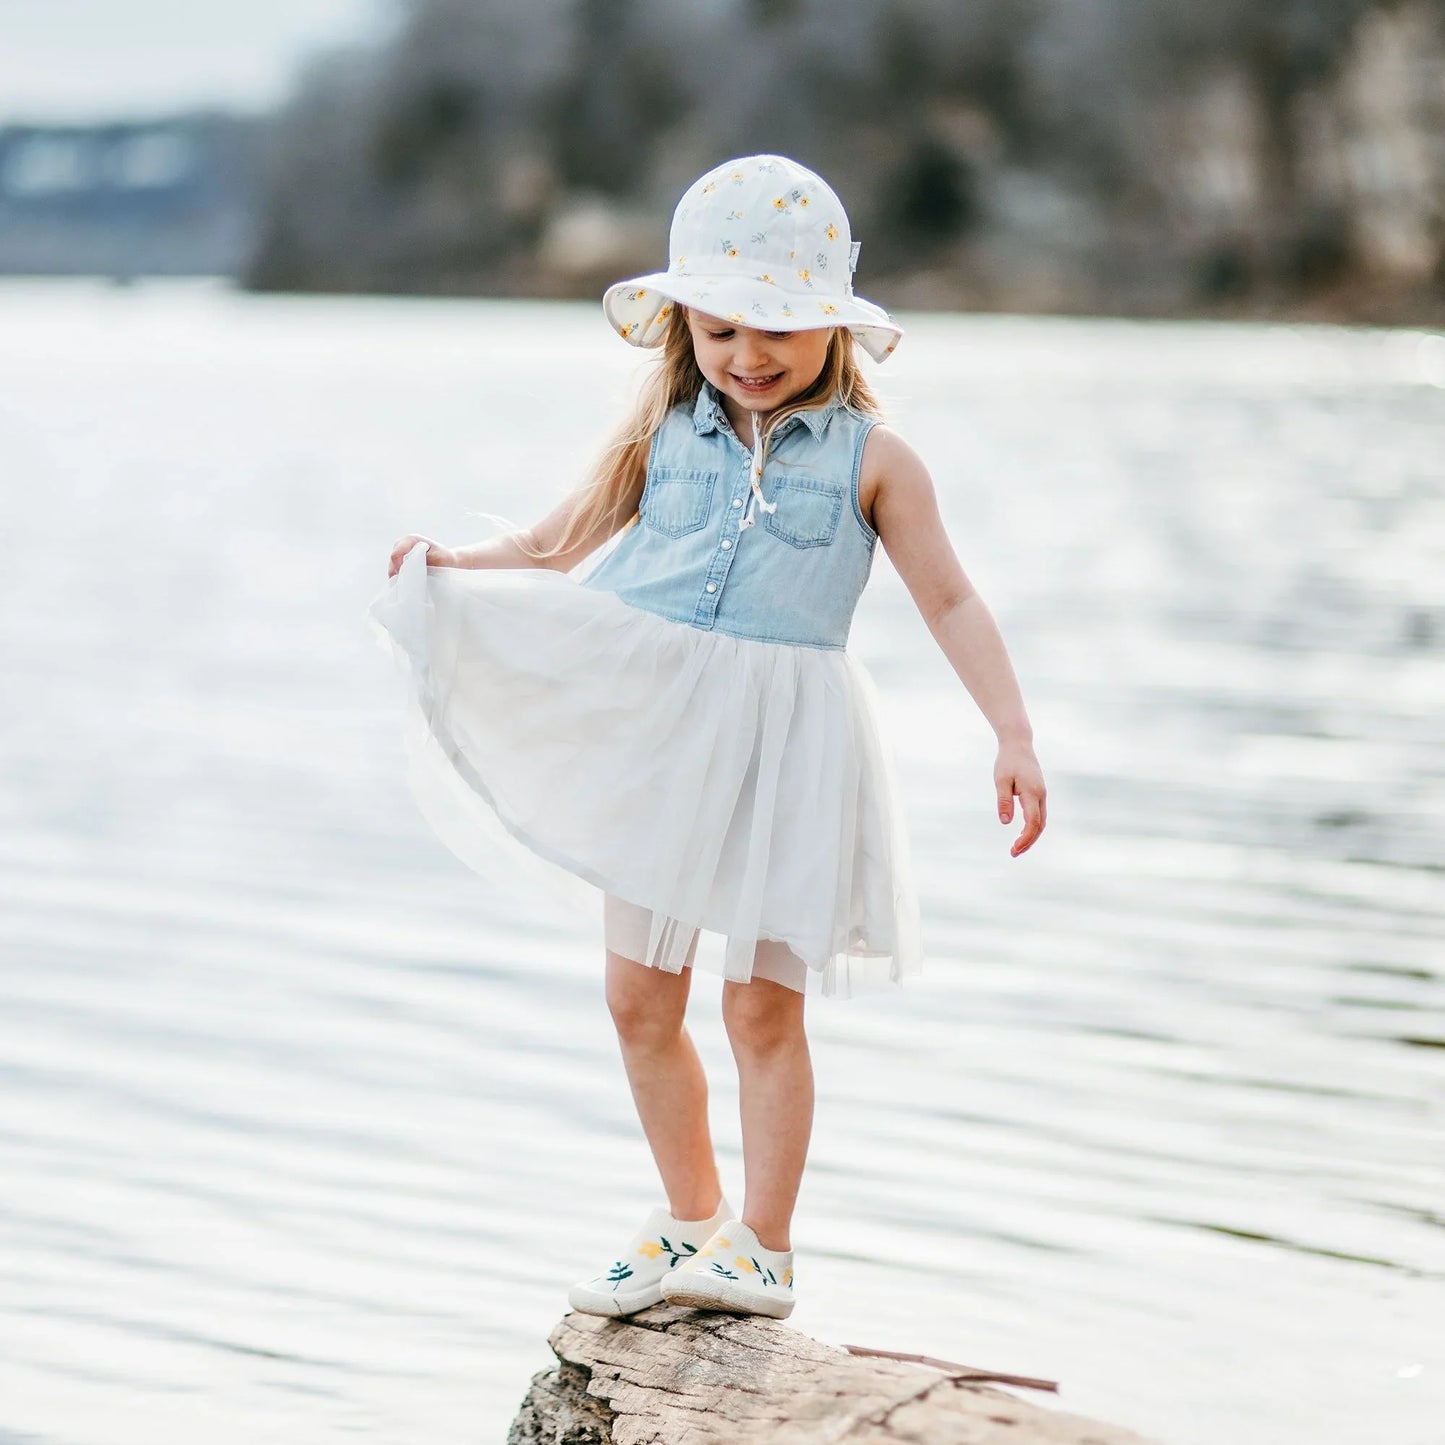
[511,307,885,563]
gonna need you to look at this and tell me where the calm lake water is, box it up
[1,279,1442,1445]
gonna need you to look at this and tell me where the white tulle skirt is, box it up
[365,542,922,999]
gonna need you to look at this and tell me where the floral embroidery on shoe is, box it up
[638,1236,699,1267]
[783,1266,793,1287]
[707,1262,740,1279]
[606,1260,634,1289]
[736,1255,778,1285]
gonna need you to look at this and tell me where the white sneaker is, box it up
[659,1217,796,1319]
[567,1196,734,1317]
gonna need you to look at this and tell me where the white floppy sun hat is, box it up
[603,153,903,363]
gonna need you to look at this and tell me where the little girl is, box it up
[367,154,1046,1322]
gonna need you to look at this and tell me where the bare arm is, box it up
[864,425,1047,856]
[458,472,643,572]
[387,470,644,578]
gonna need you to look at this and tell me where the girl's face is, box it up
[683,308,832,432]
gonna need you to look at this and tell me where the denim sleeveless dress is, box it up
[367,382,922,999]
[578,382,878,650]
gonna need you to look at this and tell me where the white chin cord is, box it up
[738,423,777,530]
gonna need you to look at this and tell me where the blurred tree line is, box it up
[242,0,1445,321]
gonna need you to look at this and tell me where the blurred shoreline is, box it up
[2,270,1439,335]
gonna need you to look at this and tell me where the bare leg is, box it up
[605,947,724,1221]
[721,952,812,1252]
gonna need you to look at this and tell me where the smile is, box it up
[732,372,783,392]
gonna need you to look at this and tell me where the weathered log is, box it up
[508,1304,1162,1444]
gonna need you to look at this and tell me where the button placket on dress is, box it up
[691,405,779,627]
[690,427,749,624]
[686,397,824,628]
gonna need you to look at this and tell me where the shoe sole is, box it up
[660,1275,795,1319]
[567,1281,664,1316]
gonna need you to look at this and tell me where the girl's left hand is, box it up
[995,740,1047,856]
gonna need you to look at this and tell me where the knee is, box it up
[606,971,687,1049]
[722,981,803,1057]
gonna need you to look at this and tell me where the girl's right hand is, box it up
[387,534,460,577]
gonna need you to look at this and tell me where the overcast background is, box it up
[0,0,390,120]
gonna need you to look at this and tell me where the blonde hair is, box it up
[511,307,884,563]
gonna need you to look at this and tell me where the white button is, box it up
[732,498,742,508]
[721,539,732,549]
[706,582,717,593]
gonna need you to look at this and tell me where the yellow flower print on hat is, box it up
[605,154,903,364]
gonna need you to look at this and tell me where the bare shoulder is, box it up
[857,421,934,536]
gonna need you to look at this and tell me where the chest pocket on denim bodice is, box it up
[763,472,845,549]
[640,466,717,538]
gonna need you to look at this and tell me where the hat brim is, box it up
[603,272,902,363]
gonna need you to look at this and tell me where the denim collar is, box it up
[692,381,839,442]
